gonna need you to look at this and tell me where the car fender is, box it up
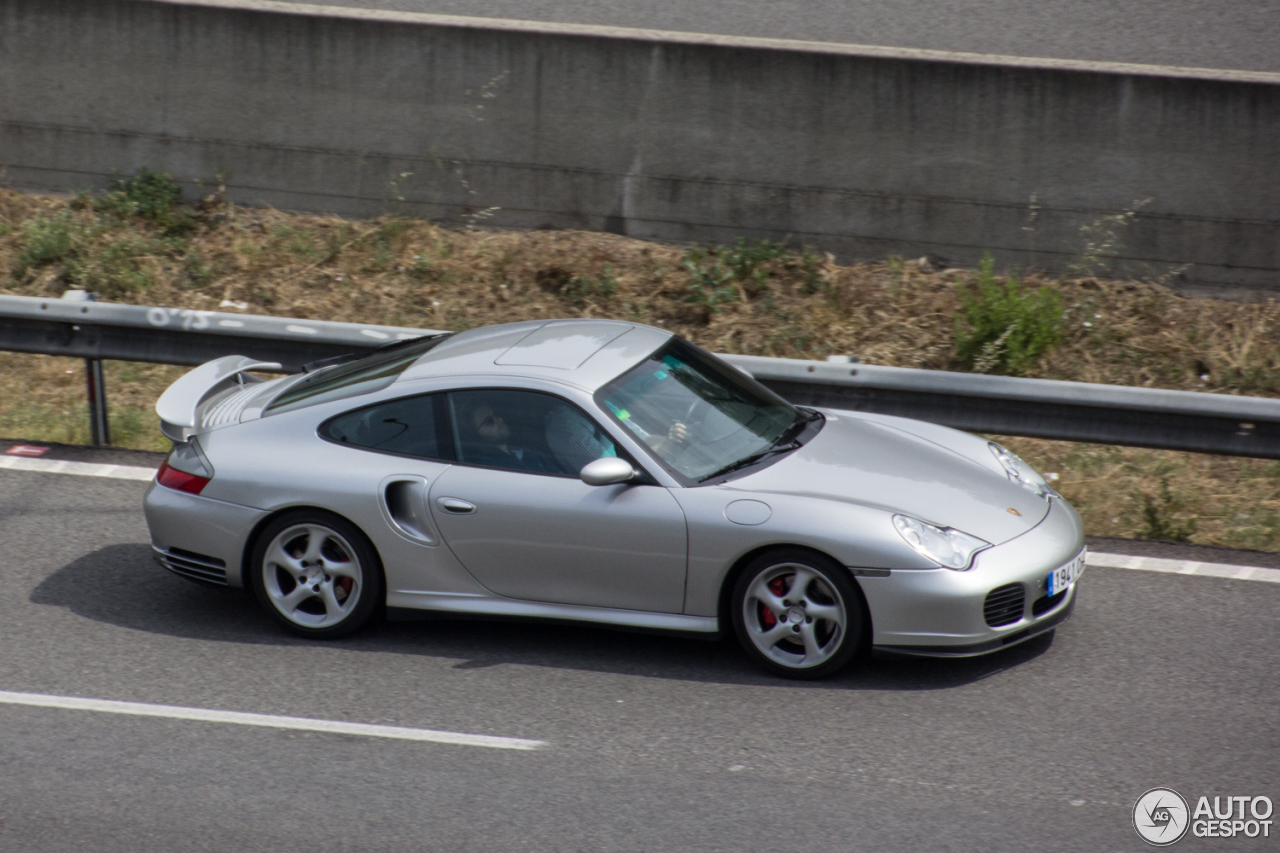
[672,486,934,617]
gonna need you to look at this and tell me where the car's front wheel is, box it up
[731,549,864,679]
[249,510,382,639]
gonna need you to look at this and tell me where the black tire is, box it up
[248,509,383,639]
[730,548,865,679]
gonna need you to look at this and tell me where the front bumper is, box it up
[858,497,1085,657]
[143,480,267,588]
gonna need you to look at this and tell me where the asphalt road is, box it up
[281,0,1280,73]
[2,464,1278,851]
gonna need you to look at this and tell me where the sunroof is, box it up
[495,321,632,369]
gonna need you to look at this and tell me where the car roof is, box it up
[397,319,674,391]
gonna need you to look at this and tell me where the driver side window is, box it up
[447,389,618,476]
[544,399,618,473]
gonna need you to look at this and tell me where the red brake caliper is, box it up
[335,577,353,602]
[760,576,788,628]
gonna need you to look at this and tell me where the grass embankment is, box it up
[3,176,1279,549]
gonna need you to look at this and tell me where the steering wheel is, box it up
[680,396,706,425]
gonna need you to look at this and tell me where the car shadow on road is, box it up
[32,543,1053,691]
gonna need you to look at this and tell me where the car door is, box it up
[428,388,688,613]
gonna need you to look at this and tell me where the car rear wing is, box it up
[155,355,282,442]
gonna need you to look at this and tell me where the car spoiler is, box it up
[155,355,282,442]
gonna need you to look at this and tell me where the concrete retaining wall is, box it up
[4,0,1278,293]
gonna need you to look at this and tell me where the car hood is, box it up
[728,411,1050,545]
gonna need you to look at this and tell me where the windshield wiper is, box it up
[698,408,822,482]
[699,441,801,482]
[782,406,822,436]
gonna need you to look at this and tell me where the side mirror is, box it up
[580,457,636,486]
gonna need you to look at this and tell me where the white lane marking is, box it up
[0,456,156,481]
[1088,552,1280,584]
[0,690,546,750]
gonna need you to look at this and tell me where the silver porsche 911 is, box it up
[144,319,1084,678]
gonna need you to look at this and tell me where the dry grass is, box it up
[998,437,1280,551]
[2,186,1278,548]
[0,352,184,450]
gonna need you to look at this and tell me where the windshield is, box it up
[264,334,451,416]
[596,339,799,483]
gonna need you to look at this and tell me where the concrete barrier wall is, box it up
[4,0,1278,293]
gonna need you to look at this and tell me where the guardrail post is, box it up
[85,358,109,447]
[58,290,110,446]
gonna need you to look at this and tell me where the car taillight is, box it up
[157,459,211,495]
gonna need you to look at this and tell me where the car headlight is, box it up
[989,442,1057,500]
[892,515,990,570]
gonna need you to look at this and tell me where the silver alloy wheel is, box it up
[742,562,848,669]
[262,523,363,629]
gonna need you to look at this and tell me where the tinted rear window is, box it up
[320,394,451,460]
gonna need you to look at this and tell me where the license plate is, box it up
[1047,550,1086,597]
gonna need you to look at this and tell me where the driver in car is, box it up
[459,397,560,473]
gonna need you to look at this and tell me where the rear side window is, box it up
[320,394,452,461]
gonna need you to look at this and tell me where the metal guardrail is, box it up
[0,292,440,369]
[0,292,439,445]
[3,292,1280,458]
[718,355,1280,459]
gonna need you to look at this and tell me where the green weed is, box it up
[269,224,322,261]
[409,253,435,281]
[0,401,168,451]
[538,265,619,305]
[99,169,179,220]
[107,405,159,449]
[722,238,785,291]
[799,250,824,295]
[562,266,619,304]
[13,211,81,276]
[73,234,183,298]
[682,249,737,315]
[182,251,215,287]
[0,402,91,446]
[96,168,197,235]
[361,220,411,272]
[322,225,356,263]
[367,244,395,272]
[955,252,1063,375]
[1136,477,1197,542]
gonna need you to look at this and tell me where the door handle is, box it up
[437,497,477,514]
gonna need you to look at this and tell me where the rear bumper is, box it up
[152,544,230,586]
[857,497,1085,657]
[143,480,266,588]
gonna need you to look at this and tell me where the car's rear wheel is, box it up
[731,549,864,679]
[249,510,382,639]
